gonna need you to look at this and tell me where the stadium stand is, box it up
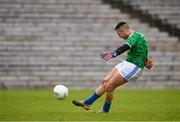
[0,0,179,89]
[103,0,180,38]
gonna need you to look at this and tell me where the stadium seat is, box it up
[0,0,179,89]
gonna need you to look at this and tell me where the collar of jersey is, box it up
[125,31,134,40]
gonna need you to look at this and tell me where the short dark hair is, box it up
[115,21,129,31]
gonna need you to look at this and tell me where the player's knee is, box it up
[105,84,114,93]
[101,78,108,85]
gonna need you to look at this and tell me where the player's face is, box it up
[116,30,127,39]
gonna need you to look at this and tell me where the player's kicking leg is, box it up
[72,100,90,110]
[72,67,115,111]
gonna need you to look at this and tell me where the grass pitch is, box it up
[0,89,180,121]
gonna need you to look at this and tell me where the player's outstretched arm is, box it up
[100,44,130,61]
[100,51,116,61]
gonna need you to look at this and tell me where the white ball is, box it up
[53,85,68,99]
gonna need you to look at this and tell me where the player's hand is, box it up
[100,51,117,61]
[145,59,153,69]
[100,51,113,61]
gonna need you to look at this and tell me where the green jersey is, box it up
[125,31,148,69]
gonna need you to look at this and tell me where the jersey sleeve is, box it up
[125,38,137,48]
